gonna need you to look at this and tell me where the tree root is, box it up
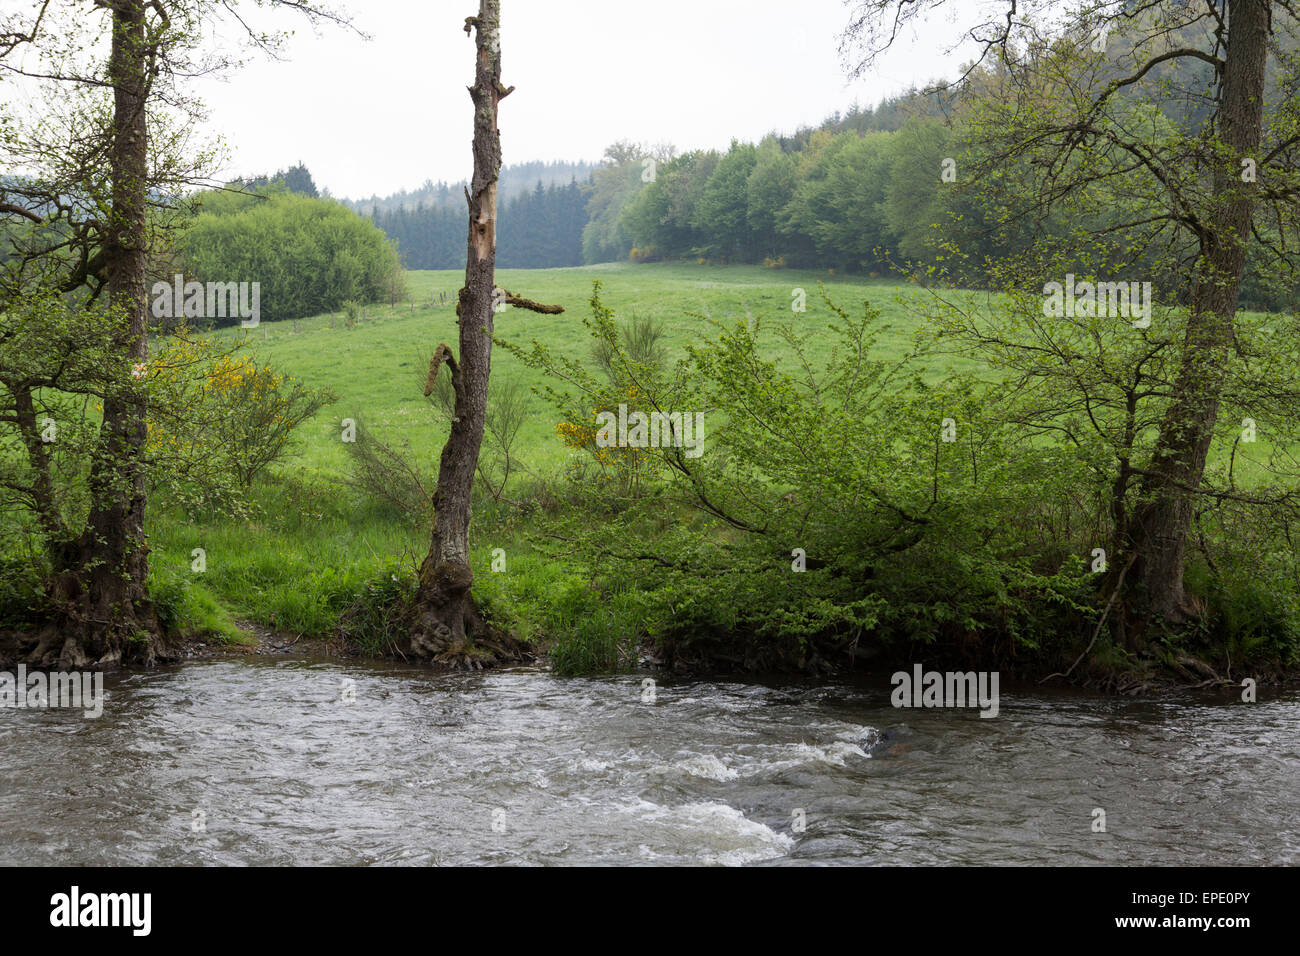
[407,559,531,671]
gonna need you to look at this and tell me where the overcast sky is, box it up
[186,0,974,199]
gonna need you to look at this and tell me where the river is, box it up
[2,656,1296,865]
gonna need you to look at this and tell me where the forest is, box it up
[357,88,1296,320]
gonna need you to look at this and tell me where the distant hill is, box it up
[344,159,599,216]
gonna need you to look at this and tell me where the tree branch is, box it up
[501,289,564,314]
[0,202,42,223]
[423,342,459,397]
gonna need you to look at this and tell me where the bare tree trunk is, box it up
[30,0,166,668]
[1126,0,1271,627]
[408,0,522,667]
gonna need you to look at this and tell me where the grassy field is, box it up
[0,259,1276,669]
[147,263,945,646]
[208,262,946,471]
[141,260,1283,662]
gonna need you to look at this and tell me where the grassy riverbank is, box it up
[4,262,1296,687]
[145,262,924,667]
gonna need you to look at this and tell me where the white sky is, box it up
[186,0,980,199]
[189,0,977,197]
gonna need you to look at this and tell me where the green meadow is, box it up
[218,262,942,468]
[140,261,1285,664]
[146,263,944,649]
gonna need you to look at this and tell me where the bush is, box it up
[341,420,432,522]
[182,190,404,324]
[0,550,45,630]
[505,282,1102,674]
[337,566,416,657]
[148,332,334,515]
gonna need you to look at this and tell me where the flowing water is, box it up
[2,656,1297,865]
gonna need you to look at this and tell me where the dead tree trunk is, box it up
[1126,0,1270,627]
[409,0,561,668]
[29,0,166,668]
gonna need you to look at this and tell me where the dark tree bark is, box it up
[1127,0,1272,623]
[409,0,561,668]
[28,0,167,668]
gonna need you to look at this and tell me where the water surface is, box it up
[2,658,1295,865]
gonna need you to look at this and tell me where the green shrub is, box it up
[0,550,44,630]
[337,565,416,656]
[183,191,403,324]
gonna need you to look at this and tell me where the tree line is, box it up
[373,177,587,271]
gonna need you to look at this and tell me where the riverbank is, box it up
[81,613,1300,699]
[3,265,1296,690]
[5,543,1295,697]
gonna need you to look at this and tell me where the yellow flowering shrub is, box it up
[147,331,334,514]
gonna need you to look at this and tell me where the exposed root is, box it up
[407,559,531,671]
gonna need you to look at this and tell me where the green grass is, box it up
[0,260,1284,668]
[151,262,935,645]
[209,262,944,475]
[132,261,1285,656]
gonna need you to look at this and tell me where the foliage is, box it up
[0,293,136,554]
[183,190,405,324]
[147,561,249,644]
[342,419,433,522]
[504,282,1098,669]
[147,331,334,515]
[41,262,1295,678]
